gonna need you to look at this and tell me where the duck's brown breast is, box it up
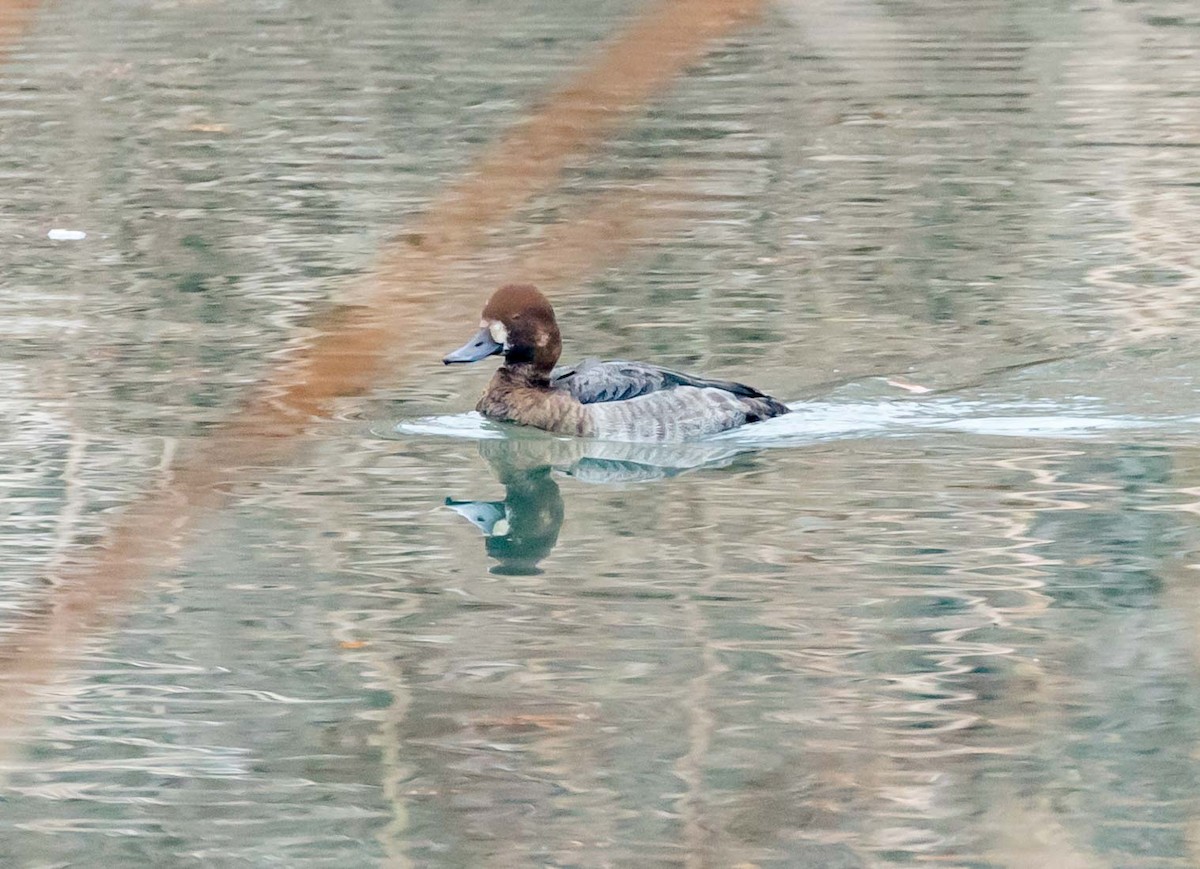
[477,382,593,437]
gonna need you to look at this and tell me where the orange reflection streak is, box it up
[0,0,39,64]
[0,0,767,742]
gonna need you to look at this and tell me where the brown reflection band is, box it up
[0,0,767,739]
[0,0,38,63]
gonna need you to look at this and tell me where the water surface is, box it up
[3,0,1200,866]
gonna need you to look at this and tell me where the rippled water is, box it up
[4,0,1200,865]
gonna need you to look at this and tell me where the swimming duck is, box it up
[443,284,789,441]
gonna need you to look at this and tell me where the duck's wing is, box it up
[551,358,774,405]
[584,386,789,441]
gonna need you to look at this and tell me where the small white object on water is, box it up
[47,229,87,241]
[885,378,933,394]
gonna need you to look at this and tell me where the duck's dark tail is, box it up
[741,393,790,424]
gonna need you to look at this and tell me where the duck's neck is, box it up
[494,363,552,390]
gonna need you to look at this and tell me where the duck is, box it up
[443,284,790,441]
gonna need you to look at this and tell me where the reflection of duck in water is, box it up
[443,284,789,441]
[446,463,563,577]
[446,436,753,574]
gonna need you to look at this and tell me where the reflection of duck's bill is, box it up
[444,497,509,536]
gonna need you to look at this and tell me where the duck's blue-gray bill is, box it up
[443,327,503,364]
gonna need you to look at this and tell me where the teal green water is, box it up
[4,0,1200,865]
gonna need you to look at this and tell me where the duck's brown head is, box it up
[443,284,562,373]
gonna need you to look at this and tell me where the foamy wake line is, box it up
[390,400,1179,448]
